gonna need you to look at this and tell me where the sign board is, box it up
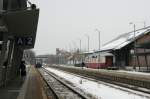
[16,37,34,47]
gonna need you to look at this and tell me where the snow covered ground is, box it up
[46,67,150,99]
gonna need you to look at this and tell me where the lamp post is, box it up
[78,39,81,53]
[95,29,101,69]
[72,40,77,52]
[130,22,136,70]
[77,38,82,64]
[85,34,90,67]
[85,34,90,52]
[72,40,77,65]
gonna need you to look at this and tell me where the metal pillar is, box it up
[0,32,8,86]
[137,54,140,71]
[144,49,149,70]
[6,39,15,80]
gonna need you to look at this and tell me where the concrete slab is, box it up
[0,66,48,99]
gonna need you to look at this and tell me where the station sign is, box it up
[16,37,33,46]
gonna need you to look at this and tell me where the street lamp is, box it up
[77,38,81,53]
[77,38,82,64]
[129,22,136,70]
[72,40,78,52]
[95,29,101,69]
[85,34,90,52]
[85,34,90,67]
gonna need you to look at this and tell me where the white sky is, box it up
[31,0,150,55]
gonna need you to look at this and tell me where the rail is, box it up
[38,67,89,99]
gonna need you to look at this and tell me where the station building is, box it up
[83,26,150,71]
[99,26,150,71]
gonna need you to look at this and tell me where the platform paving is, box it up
[0,66,48,99]
[0,76,23,99]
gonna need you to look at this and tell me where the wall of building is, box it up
[137,32,150,44]
[129,32,150,70]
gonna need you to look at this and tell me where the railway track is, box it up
[38,68,89,99]
[50,65,150,94]
[40,67,150,99]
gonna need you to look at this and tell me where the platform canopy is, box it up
[2,8,39,49]
[3,8,39,36]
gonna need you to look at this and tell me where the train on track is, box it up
[35,63,42,68]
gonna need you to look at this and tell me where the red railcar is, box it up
[85,52,113,69]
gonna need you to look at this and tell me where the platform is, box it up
[0,66,48,99]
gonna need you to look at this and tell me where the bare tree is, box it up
[23,49,35,65]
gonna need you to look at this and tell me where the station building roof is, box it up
[88,52,113,57]
[99,26,150,52]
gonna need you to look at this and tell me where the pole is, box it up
[88,36,89,68]
[85,34,90,52]
[133,24,136,70]
[98,31,100,69]
[88,36,89,52]
[85,34,90,68]
[130,23,136,70]
[98,31,100,51]
[79,39,82,67]
[95,29,100,69]
[80,39,81,53]
[130,22,146,71]
[79,39,84,69]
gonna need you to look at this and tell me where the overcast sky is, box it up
[31,0,150,55]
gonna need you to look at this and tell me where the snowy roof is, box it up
[88,52,113,57]
[100,26,150,51]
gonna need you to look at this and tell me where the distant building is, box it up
[84,51,113,69]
